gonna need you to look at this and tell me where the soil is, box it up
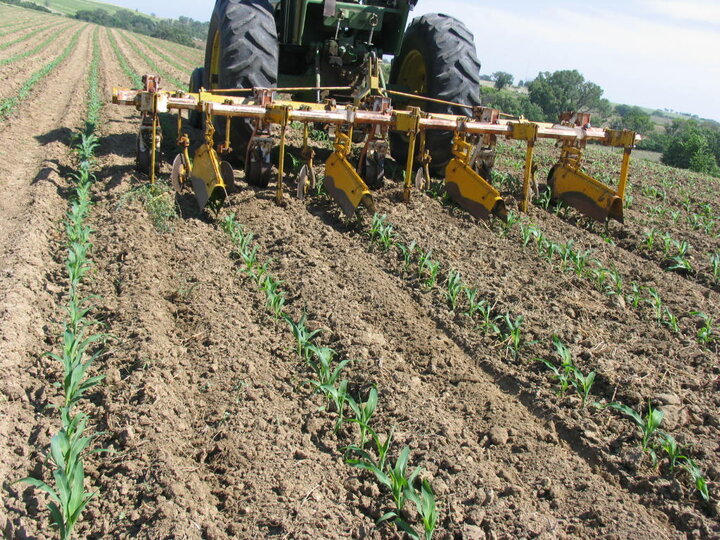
[1,8,718,540]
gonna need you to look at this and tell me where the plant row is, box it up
[0,25,83,120]
[135,33,195,76]
[105,27,143,89]
[0,19,45,38]
[642,228,720,283]
[510,217,717,347]
[0,21,75,67]
[221,214,438,539]
[117,29,188,91]
[19,29,106,539]
[0,19,63,51]
[366,213,711,504]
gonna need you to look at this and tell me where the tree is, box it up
[492,71,514,90]
[613,105,654,135]
[528,70,611,122]
[661,120,720,176]
[480,87,544,121]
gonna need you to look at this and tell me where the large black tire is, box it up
[389,14,482,174]
[188,67,204,129]
[203,0,278,169]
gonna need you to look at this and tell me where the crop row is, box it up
[0,25,83,120]
[135,33,195,76]
[19,29,106,539]
[116,30,188,91]
[497,210,718,347]
[105,27,143,89]
[366,213,711,504]
[0,19,64,51]
[0,19,46,38]
[221,214,438,539]
[0,22,76,68]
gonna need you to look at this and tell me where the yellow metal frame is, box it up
[114,84,639,226]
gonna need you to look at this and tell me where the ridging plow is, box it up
[113,75,639,223]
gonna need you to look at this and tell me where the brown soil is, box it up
[1,14,718,540]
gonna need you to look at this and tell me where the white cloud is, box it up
[641,0,720,25]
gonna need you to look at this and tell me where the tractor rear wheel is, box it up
[188,67,204,129]
[389,14,482,175]
[203,0,278,175]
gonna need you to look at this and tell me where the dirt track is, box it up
[1,7,718,539]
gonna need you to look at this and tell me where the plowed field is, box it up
[1,6,718,539]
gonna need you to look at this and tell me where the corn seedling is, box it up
[463,287,483,318]
[397,240,417,270]
[304,346,345,387]
[661,433,686,472]
[369,214,395,250]
[499,314,524,358]
[475,301,500,335]
[606,401,664,459]
[285,313,322,360]
[667,255,694,274]
[445,270,463,311]
[347,387,378,447]
[568,249,593,277]
[710,253,719,282]
[626,282,643,309]
[662,307,680,334]
[262,276,286,319]
[571,367,596,407]
[680,458,710,502]
[643,229,657,250]
[538,336,576,396]
[519,222,541,246]
[644,287,664,322]
[407,479,438,540]
[19,419,96,540]
[320,379,350,432]
[690,312,717,345]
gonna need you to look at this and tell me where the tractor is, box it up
[189,0,485,187]
[116,1,638,222]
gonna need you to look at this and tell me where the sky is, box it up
[110,0,720,121]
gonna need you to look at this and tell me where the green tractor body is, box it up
[191,0,482,180]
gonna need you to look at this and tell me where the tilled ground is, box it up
[1,9,718,540]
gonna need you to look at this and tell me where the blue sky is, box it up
[111,0,720,121]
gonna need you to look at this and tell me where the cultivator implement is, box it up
[113,76,639,223]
